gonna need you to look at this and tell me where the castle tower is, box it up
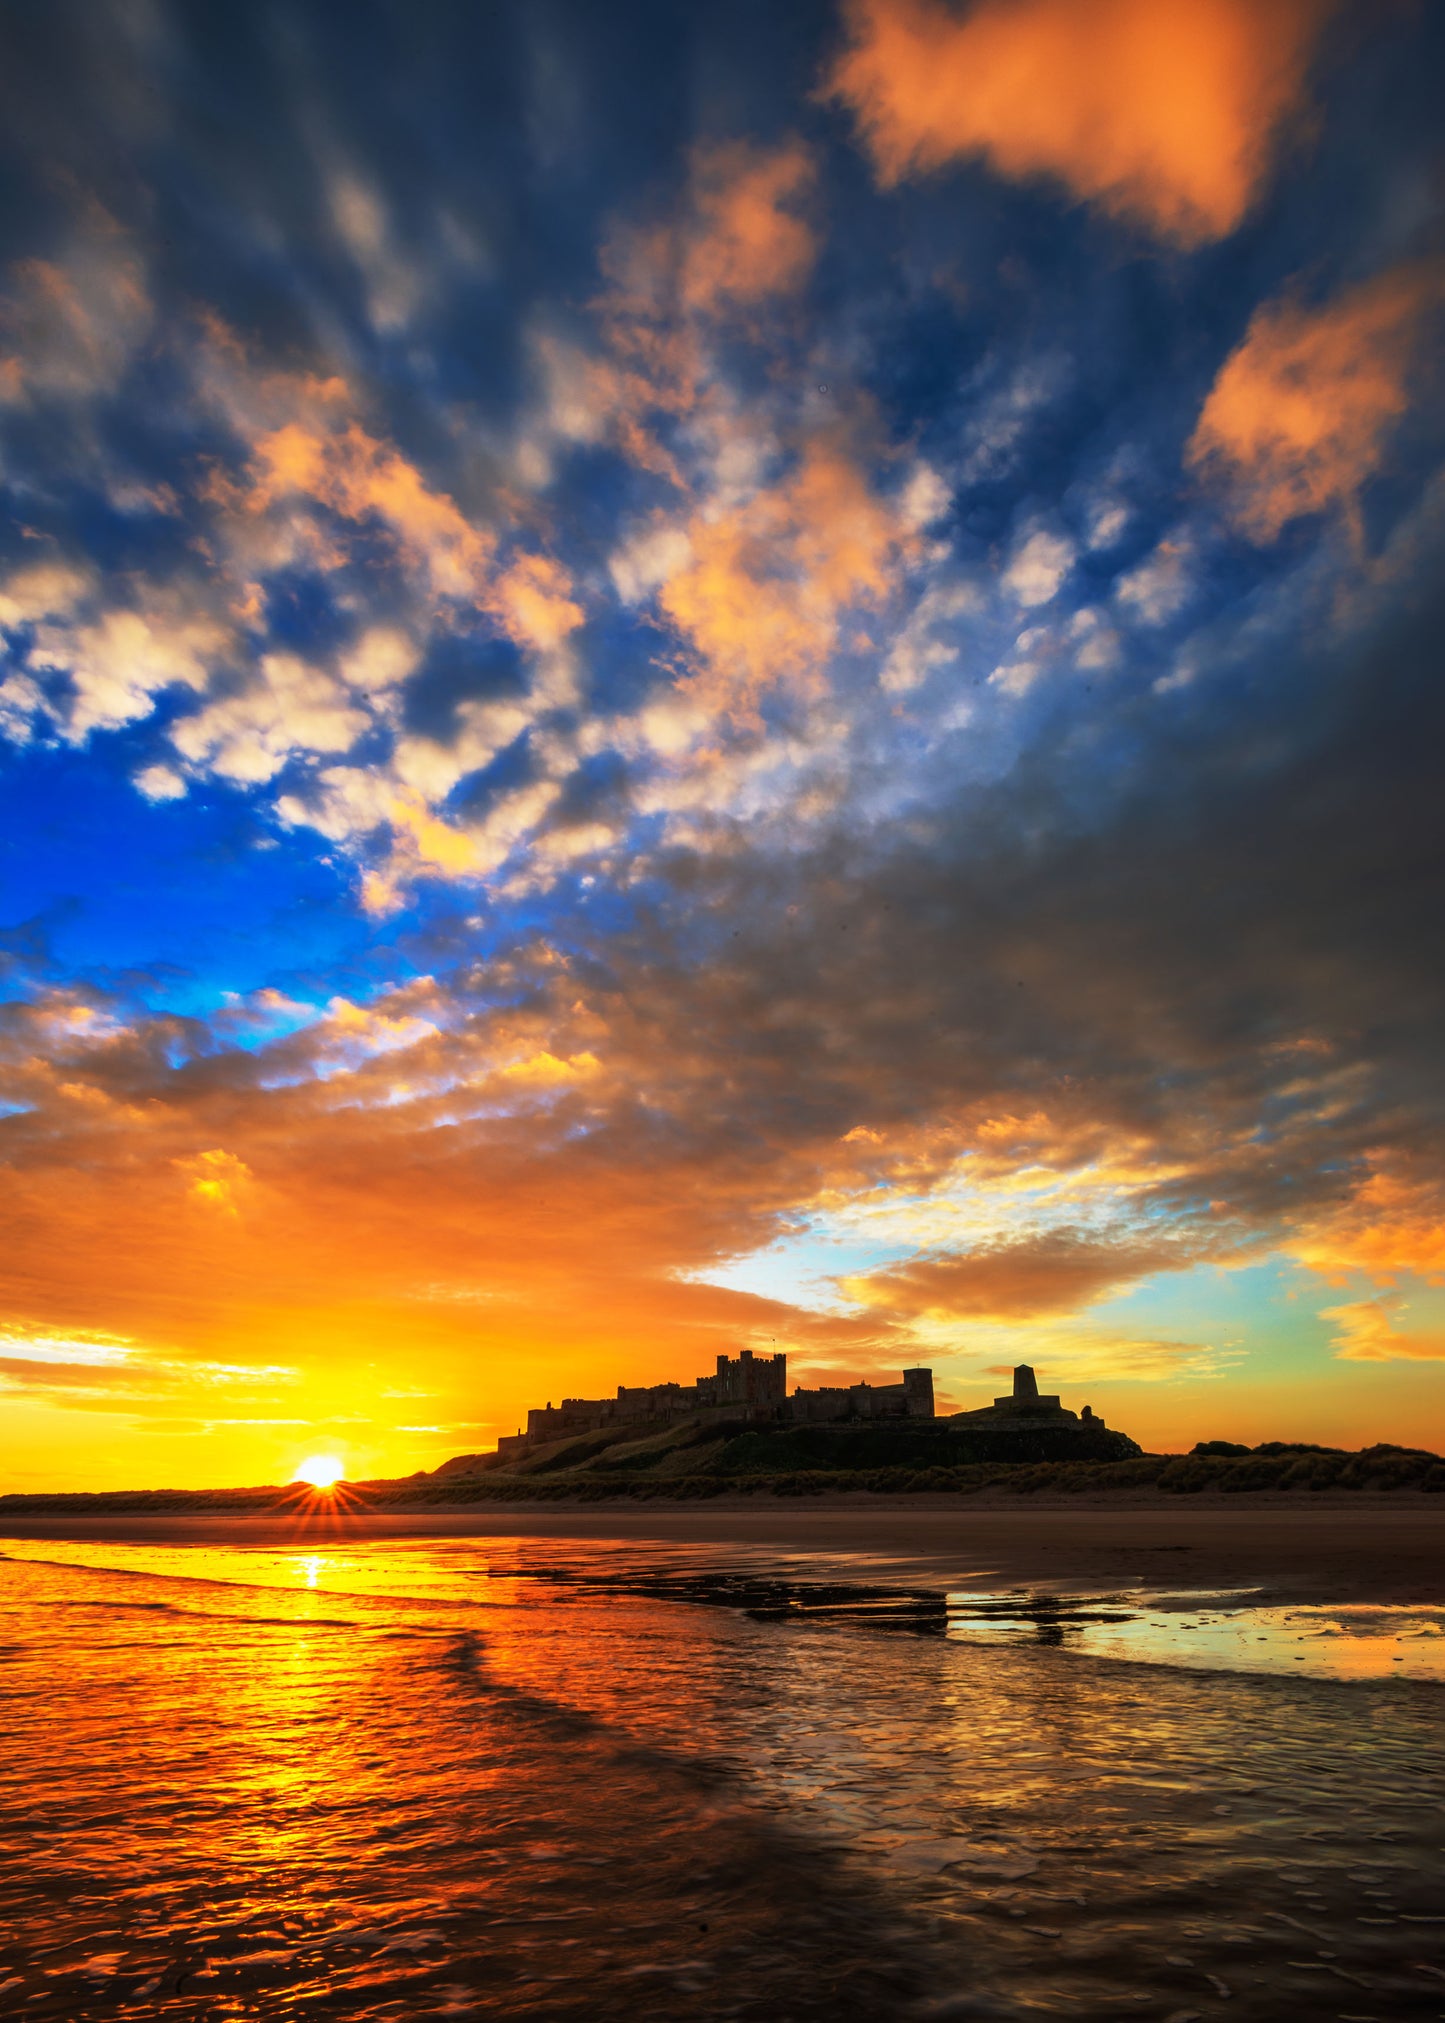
[713,1348,786,1410]
[903,1367,935,1418]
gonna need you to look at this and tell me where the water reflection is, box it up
[945,1587,1445,1680]
[1,1536,1442,2020]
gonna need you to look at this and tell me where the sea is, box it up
[1,1528,1443,2020]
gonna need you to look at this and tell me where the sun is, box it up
[294,1454,345,1489]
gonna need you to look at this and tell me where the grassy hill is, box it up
[2,1428,1441,1515]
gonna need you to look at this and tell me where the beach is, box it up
[4,1504,1444,2017]
[5,1494,1442,1603]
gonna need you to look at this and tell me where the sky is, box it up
[2,0,1444,1492]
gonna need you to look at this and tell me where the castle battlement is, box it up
[491,1351,932,1461]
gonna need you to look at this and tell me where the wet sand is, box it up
[6,1496,1443,1604]
[5,1524,1444,2016]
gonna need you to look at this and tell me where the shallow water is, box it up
[1,1533,1443,2020]
[944,1588,1445,1682]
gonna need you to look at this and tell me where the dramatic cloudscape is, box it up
[2,0,1443,1489]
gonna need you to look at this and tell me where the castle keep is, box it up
[494,1351,933,1460]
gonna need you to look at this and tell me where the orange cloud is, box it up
[174,1149,254,1219]
[571,141,820,489]
[0,973,870,1487]
[1286,1154,1445,1287]
[681,141,816,313]
[843,1231,1168,1320]
[1323,1297,1445,1363]
[659,439,903,719]
[576,146,900,722]
[604,140,816,328]
[4,949,1444,1488]
[1187,264,1443,539]
[237,417,588,662]
[828,0,1333,245]
[245,419,496,603]
[490,551,585,654]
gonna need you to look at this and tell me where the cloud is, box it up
[1,3,1444,1482]
[174,1149,254,1219]
[1323,1296,1445,1364]
[1003,529,1075,608]
[0,1329,132,1368]
[1286,1156,1445,1288]
[610,521,696,606]
[827,0,1334,244]
[489,552,585,656]
[169,651,370,786]
[134,763,187,803]
[880,579,978,693]
[842,1231,1174,1321]
[603,139,816,330]
[0,299,602,906]
[201,331,581,651]
[0,561,94,630]
[325,168,426,337]
[1187,264,1444,541]
[967,1330,1232,1385]
[0,216,151,403]
[680,141,817,313]
[657,438,906,719]
[236,417,497,604]
[1115,539,1194,625]
[27,601,228,740]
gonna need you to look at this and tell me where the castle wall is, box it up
[786,1374,934,1424]
[498,1351,933,1458]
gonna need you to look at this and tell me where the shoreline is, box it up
[6,1495,1443,1606]
[0,1484,1440,1515]
[4,1486,1442,1519]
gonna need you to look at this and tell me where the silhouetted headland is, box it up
[3,1363,1441,1513]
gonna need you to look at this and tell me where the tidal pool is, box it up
[944,1586,1445,1682]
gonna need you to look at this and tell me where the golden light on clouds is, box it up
[1188,264,1443,539]
[829,0,1334,244]
[176,1148,254,1218]
[1,0,1443,1497]
[680,141,817,312]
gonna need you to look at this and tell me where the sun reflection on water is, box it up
[0,1537,1441,2020]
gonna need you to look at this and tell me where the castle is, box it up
[950,1362,1108,1433]
[493,1350,934,1461]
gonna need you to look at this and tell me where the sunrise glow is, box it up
[293,1456,345,1491]
[0,0,1440,1503]
[2,14,1440,2023]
